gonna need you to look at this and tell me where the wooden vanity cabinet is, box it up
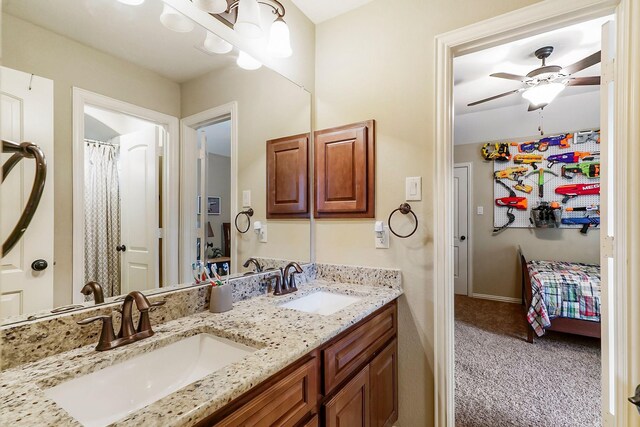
[203,300,398,427]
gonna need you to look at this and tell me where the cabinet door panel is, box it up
[325,365,370,427]
[267,133,309,218]
[314,120,375,218]
[370,339,398,427]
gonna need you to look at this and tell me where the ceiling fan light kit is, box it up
[468,45,601,111]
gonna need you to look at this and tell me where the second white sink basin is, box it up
[44,333,256,427]
[280,291,361,315]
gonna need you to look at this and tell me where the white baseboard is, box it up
[471,293,521,304]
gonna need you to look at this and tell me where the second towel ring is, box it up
[234,208,254,233]
[388,203,418,238]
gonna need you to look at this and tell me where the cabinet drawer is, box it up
[215,357,318,427]
[323,302,397,394]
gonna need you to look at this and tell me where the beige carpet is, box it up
[455,295,601,427]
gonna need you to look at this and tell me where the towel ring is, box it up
[388,203,418,238]
[234,208,254,233]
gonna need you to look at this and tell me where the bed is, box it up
[518,246,601,343]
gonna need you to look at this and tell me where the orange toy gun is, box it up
[514,153,544,170]
[493,166,533,193]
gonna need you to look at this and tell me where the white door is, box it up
[118,127,159,293]
[1,67,54,319]
[454,165,469,295]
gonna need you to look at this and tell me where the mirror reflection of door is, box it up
[83,106,162,298]
[196,118,232,276]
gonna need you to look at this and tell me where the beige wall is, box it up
[206,153,231,252]
[314,0,540,425]
[454,142,600,299]
[2,14,181,306]
[181,65,312,267]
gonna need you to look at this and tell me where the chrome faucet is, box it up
[243,257,264,273]
[81,281,104,304]
[77,291,165,351]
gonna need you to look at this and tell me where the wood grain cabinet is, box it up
[314,120,375,218]
[201,301,398,427]
[266,133,309,218]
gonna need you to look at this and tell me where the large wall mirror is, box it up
[0,0,312,324]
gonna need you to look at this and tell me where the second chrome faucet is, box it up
[77,291,166,351]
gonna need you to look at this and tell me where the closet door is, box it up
[119,127,159,293]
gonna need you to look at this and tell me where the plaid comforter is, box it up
[526,260,601,337]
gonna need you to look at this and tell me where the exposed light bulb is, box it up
[160,4,195,33]
[204,32,233,54]
[268,17,292,58]
[237,51,262,70]
[193,0,227,14]
[234,0,262,39]
[117,0,145,5]
[522,82,566,107]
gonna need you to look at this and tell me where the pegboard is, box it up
[492,130,601,230]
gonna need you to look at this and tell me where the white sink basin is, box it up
[44,333,256,427]
[280,291,361,315]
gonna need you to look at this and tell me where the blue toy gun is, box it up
[561,216,600,234]
[519,134,573,153]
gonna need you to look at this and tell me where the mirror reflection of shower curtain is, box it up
[84,141,121,297]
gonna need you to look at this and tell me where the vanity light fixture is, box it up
[521,81,566,108]
[117,0,145,5]
[234,0,263,39]
[268,15,292,58]
[160,4,195,33]
[204,31,233,54]
[237,50,262,70]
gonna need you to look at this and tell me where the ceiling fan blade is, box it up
[490,72,529,82]
[528,103,546,112]
[567,76,601,86]
[562,51,601,75]
[467,89,521,106]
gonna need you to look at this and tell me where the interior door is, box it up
[118,127,159,293]
[453,165,469,295]
[1,67,54,318]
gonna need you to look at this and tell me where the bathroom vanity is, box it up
[0,265,402,427]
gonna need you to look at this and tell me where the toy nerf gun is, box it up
[494,180,527,233]
[574,130,600,144]
[514,153,544,170]
[561,161,600,179]
[561,216,600,234]
[566,204,600,214]
[518,134,573,153]
[555,183,600,203]
[481,142,511,162]
[546,151,599,167]
[493,166,533,193]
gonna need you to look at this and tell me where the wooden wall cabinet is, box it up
[314,120,375,218]
[202,301,398,427]
[266,133,309,218]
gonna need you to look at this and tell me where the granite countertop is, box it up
[0,279,402,427]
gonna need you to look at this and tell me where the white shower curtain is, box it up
[84,141,121,297]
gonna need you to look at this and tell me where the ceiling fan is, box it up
[467,46,601,111]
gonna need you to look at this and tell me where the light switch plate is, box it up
[259,224,267,243]
[242,190,251,208]
[477,206,484,215]
[375,226,390,249]
[406,177,422,201]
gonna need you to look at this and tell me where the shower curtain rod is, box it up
[85,138,116,147]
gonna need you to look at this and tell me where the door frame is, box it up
[179,102,239,282]
[71,88,180,303]
[453,162,473,297]
[433,1,640,426]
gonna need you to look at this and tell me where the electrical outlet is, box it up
[375,226,390,249]
[259,224,268,243]
[242,190,251,208]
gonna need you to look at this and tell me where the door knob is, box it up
[630,384,640,414]
[460,236,466,241]
[116,245,127,252]
[31,259,48,271]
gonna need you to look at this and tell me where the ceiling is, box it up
[290,0,375,24]
[3,0,236,83]
[454,16,612,116]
